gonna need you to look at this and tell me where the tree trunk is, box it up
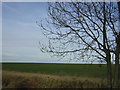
[114,1,120,88]
[103,2,112,88]
[114,36,120,88]
[106,52,112,88]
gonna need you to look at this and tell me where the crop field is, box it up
[2,63,111,78]
[2,63,118,88]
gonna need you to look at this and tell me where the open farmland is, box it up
[2,63,119,88]
[2,63,111,78]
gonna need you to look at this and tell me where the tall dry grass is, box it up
[2,71,107,88]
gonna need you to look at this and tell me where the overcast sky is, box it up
[2,2,63,63]
[2,2,115,64]
[2,2,85,63]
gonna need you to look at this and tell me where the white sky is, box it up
[2,2,60,63]
[2,2,85,63]
[1,1,118,64]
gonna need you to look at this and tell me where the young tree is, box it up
[38,2,119,88]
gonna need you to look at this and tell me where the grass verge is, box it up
[2,71,107,88]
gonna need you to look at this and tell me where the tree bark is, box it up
[114,1,120,88]
[103,2,112,88]
[106,52,113,88]
[114,36,120,88]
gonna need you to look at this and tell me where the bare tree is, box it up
[114,1,120,88]
[38,2,119,88]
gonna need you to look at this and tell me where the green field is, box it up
[2,63,111,78]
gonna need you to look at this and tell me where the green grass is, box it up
[2,63,111,78]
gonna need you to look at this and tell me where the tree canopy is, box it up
[38,2,120,88]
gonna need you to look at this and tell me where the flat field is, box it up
[2,63,118,88]
[2,63,110,78]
